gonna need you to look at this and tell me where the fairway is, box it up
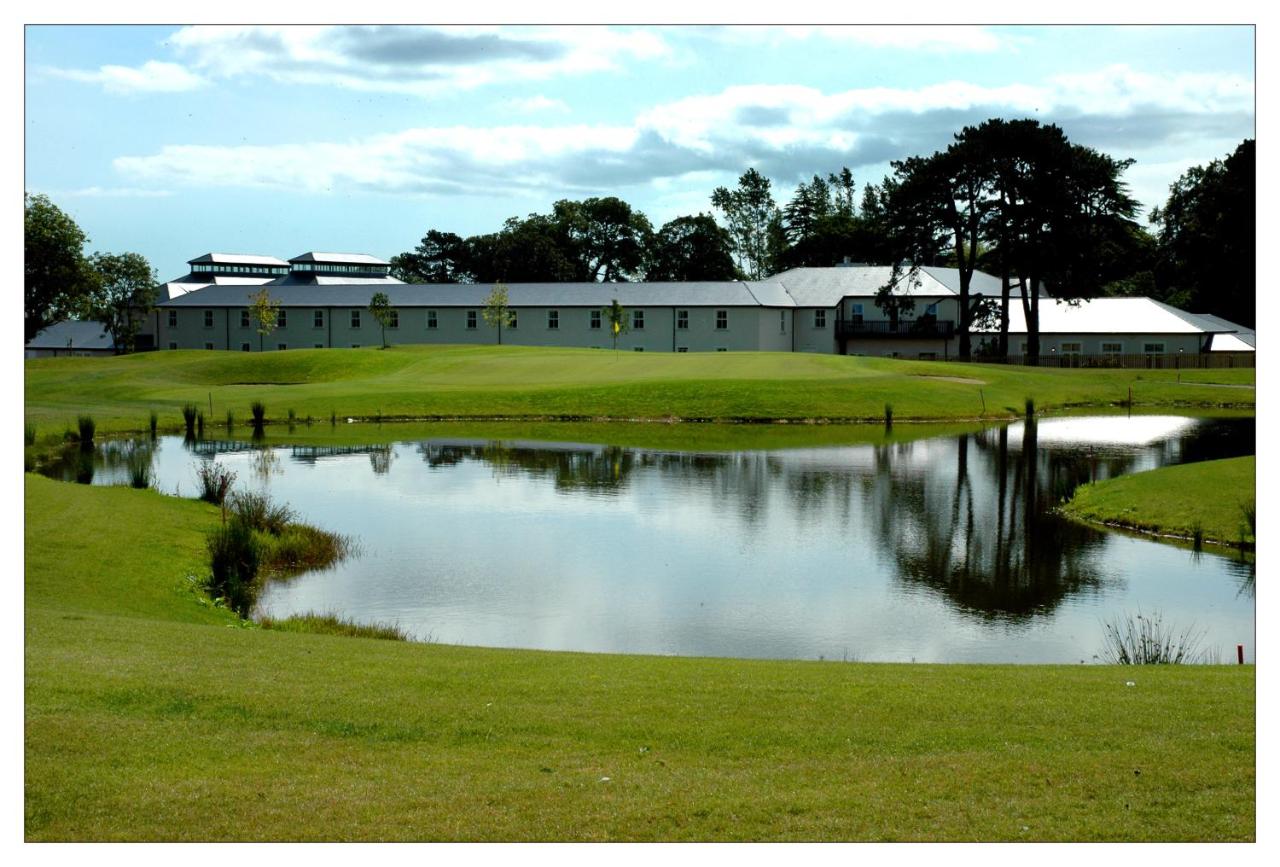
[24,475,1255,841]
[24,344,1254,438]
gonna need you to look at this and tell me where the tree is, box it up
[87,252,157,354]
[25,193,96,339]
[481,282,514,344]
[390,230,473,283]
[468,215,583,283]
[368,291,394,348]
[602,298,627,351]
[552,197,653,282]
[711,168,781,279]
[1150,139,1254,327]
[645,214,738,281]
[248,287,280,352]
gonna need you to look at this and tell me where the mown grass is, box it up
[25,474,1254,841]
[1061,456,1256,549]
[24,344,1254,438]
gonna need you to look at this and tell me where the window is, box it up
[388,310,399,329]
[1101,341,1123,354]
[676,309,688,330]
[168,342,177,350]
[241,343,250,352]
[633,310,645,330]
[351,310,361,329]
[548,310,559,330]
[203,310,214,328]
[277,309,287,328]
[427,310,438,330]
[509,310,518,330]
[351,344,360,349]
[204,342,214,350]
[717,347,728,352]
[277,343,287,351]
[314,344,324,349]
[168,310,178,328]
[677,346,688,353]
[814,309,827,328]
[634,347,644,352]
[240,310,250,328]
[1019,342,1028,355]
[466,311,477,330]
[716,310,728,330]
[924,303,938,316]
[781,311,786,333]
[314,310,324,328]
[1059,342,1082,354]
[850,304,863,323]
[590,310,601,329]
[1143,342,1166,354]
[918,352,937,360]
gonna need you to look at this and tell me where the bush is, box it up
[76,415,95,448]
[207,517,261,617]
[250,401,266,428]
[195,462,236,505]
[1098,610,1208,665]
[182,404,198,437]
[229,491,295,535]
[259,523,351,573]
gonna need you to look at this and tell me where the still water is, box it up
[51,416,1254,663]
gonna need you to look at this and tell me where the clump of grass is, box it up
[195,462,236,506]
[148,410,158,439]
[259,523,352,573]
[225,410,235,431]
[196,411,205,439]
[1025,397,1035,418]
[1190,520,1205,551]
[25,421,36,446]
[127,450,152,489]
[1097,610,1208,665]
[228,490,295,535]
[258,612,408,641]
[883,403,893,430]
[330,410,337,426]
[287,408,296,425]
[207,518,261,617]
[250,401,266,429]
[76,415,95,450]
[182,404,198,438]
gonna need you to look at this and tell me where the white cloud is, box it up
[721,25,1009,52]
[53,186,175,198]
[162,25,671,96]
[111,64,1253,213]
[43,60,206,94]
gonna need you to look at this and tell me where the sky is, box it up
[23,24,1255,280]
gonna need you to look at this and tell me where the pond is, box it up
[45,415,1254,663]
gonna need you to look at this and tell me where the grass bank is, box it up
[24,345,1254,439]
[1061,456,1256,550]
[25,474,1254,841]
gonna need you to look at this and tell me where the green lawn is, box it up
[24,344,1254,439]
[25,474,1255,841]
[1061,456,1256,549]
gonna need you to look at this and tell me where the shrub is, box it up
[250,401,266,428]
[259,523,351,573]
[24,422,36,446]
[229,490,295,535]
[1097,610,1208,665]
[182,404,198,437]
[76,415,95,448]
[207,517,261,617]
[195,462,236,505]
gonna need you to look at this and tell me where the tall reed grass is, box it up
[1098,610,1208,664]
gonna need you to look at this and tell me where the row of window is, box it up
[191,264,290,275]
[180,342,736,352]
[179,308,748,332]
[1029,341,1170,355]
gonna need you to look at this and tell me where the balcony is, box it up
[836,318,956,339]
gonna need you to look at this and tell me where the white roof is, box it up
[289,252,389,266]
[188,253,290,267]
[160,275,276,301]
[988,297,1227,335]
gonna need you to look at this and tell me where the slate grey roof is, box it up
[288,251,390,266]
[1195,313,1255,348]
[26,320,115,350]
[187,253,290,267]
[267,273,404,286]
[762,266,954,308]
[159,281,777,309]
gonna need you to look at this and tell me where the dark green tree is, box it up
[645,214,737,281]
[1150,139,1255,327]
[468,215,582,283]
[390,230,472,283]
[87,252,157,354]
[552,197,653,282]
[24,193,96,339]
[711,168,781,280]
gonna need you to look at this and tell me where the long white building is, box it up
[132,251,1253,363]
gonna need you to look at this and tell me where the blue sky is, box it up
[24,24,1255,280]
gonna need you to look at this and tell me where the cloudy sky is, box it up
[25,24,1254,279]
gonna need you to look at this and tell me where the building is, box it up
[25,320,116,358]
[141,253,1254,363]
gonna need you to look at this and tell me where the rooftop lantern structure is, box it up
[287,252,391,279]
[187,253,291,278]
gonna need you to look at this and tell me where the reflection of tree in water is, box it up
[872,421,1124,622]
[252,447,282,481]
[369,445,394,475]
[418,442,639,493]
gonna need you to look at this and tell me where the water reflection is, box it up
[35,416,1255,661]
